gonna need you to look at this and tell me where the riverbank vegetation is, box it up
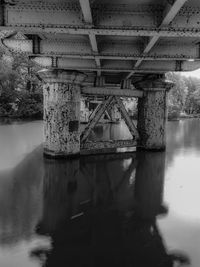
[167,72,200,120]
[0,54,43,119]
[1,54,200,120]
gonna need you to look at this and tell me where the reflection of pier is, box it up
[31,151,189,267]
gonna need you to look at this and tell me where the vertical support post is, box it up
[38,69,86,158]
[121,79,132,89]
[137,78,173,150]
[32,35,41,54]
[94,76,105,87]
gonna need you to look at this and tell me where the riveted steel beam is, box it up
[26,55,200,72]
[2,25,200,38]
[128,0,189,78]
[79,0,101,75]
[35,53,200,61]
[3,2,200,33]
[3,38,199,62]
[51,57,58,68]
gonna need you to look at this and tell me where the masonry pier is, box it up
[39,69,86,158]
[38,70,171,157]
[137,78,171,151]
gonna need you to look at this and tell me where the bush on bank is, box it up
[167,72,200,120]
[0,90,43,119]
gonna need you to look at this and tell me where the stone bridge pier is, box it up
[138,78,171,151]
[38,69,171,158]
[39,69,86,158]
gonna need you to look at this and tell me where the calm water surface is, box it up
[0,119,200,267]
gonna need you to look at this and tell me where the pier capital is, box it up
[38,69,86,85]
[138,76,174,92]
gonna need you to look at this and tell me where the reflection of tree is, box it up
[31,152,190,267]
[123,151,190,267]
[123,216,190,267]
[166,119,200,167]
[36,158,81,233]
[0,146,43,246]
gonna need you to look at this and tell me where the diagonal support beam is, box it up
[79,0,93,23]
[105,110,111,121]
[127,0,188,78]
[79,0,101,75]
[81,96,114,143]
[161,0,188,26]
[89,102,101,121]
[115,96,139,140]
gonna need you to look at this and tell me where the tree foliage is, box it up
[166,72,200,119]
[0,53,43,119]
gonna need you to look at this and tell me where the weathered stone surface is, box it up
[39,69,86,158]
[137,79,169,150]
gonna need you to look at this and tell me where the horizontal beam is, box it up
[81,87,143,98]
[4,3,199,31]
[34,54,199,61]
[1,26,200,38]
[3,37,198,61]
[81,139,137,151]
[3,38,199,62]
[38,66,161,73]
[32,61,200,72]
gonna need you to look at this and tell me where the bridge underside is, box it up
[0,0,199,157]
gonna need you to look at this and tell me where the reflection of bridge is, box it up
[0,0,199,157]
[0,144,190,266]
[32,151,189,267]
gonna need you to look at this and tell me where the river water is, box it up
[0,119,199,267]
